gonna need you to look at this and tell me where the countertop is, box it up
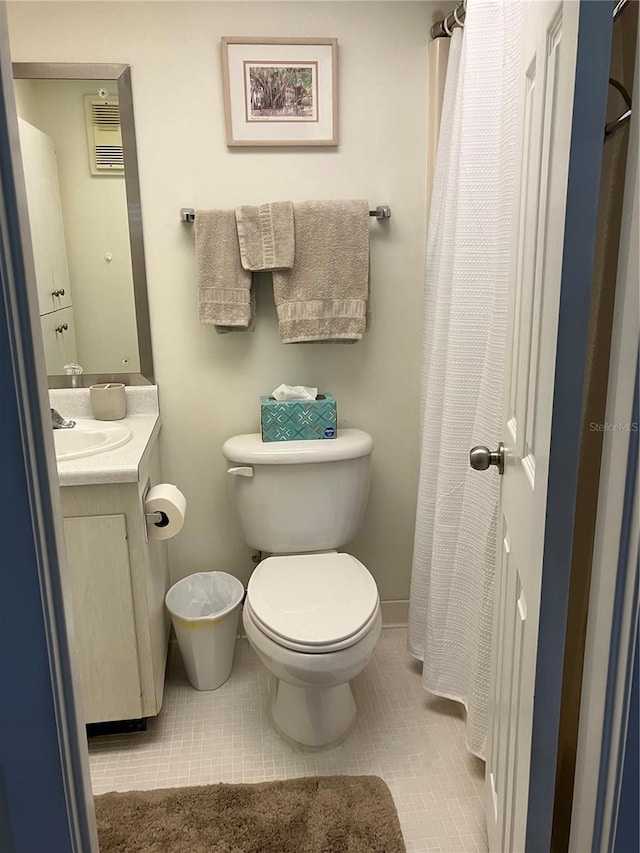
[50,386,161,487]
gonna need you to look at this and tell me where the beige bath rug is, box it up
[95,775,406,852]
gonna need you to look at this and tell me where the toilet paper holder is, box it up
[142,481,168,542]
[145,510,168,525]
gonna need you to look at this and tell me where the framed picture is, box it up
[221,37,338,147]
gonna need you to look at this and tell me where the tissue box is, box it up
[260,394,337,442]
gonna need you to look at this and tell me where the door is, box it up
[483,2,581,850]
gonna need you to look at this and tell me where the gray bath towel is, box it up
[235,202,295,271]
[272,200,370,343]
[195,209,254,331]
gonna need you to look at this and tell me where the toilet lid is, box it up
[247,553,379,650]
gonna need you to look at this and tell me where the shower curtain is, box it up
[408,0,521,760]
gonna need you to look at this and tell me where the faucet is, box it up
[51,408,76,429]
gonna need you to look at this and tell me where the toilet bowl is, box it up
[222,428,380,749]
[242,552,382,748]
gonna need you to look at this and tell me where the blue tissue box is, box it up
[260,393,337,442]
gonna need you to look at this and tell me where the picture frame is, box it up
[221,37,338,147]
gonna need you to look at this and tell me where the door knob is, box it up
[469,443,504,475]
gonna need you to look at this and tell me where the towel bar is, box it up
[180,205,391,222]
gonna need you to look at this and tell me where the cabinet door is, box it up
[63,514,142,723]
[18,118,72,314]
[40,307,77,375]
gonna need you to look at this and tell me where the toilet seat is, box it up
[247,553,379,654]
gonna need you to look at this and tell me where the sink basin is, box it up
[54,419,132,461]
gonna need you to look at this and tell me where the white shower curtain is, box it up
[408,0,521,760]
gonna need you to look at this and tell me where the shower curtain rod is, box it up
[430,1,466,40]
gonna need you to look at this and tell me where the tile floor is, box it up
[89,628,487,852]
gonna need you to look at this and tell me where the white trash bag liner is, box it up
[165,572,245,691]
[166,571,244,621]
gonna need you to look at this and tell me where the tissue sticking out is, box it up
[271,384,318,402]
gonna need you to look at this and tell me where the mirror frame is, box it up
[12,62,154,386]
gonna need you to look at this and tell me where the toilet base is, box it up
[271,679,357,749]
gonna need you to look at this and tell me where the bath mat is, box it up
[95,774,405,852]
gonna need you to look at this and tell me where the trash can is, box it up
[165,572,245,691]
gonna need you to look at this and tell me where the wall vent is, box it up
[84,96,124,175]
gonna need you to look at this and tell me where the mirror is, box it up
[12,63,154,385]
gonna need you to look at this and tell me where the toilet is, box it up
[222,428,381,749]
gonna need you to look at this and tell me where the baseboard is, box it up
[381,600,409,628]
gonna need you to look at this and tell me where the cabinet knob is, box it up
[55,323,69,334]
[52,288,65,297]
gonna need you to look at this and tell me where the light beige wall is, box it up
[9,1,434,600]
[14,78,139,374]
[13,78,39,125]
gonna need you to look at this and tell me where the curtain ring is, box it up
[453,5,464,27]
[443,15,453,36]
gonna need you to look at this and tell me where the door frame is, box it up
[525,1,637,851]
[568,12,639,848]
[0,0,631,850]
[0,3,97,850]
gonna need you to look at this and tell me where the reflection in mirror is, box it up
[12,64,154,385]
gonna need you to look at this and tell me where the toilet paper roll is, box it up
[145,484,187,540]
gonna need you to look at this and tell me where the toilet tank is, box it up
[222,429,374,553]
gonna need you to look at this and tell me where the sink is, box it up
[54,419,132,461]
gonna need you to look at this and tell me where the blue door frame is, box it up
[0,2,635,852]
[0,3,96,850]
[614,626,639,853]
[600,367,639,853]
[525,1,614,850]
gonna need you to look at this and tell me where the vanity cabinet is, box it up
[40,308,78,375]
[60,444,170,725]
[19,117,79,373]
